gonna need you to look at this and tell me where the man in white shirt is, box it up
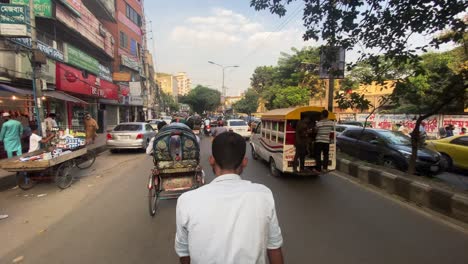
[175,132,284,264]
[44,113,58,133]
[28,124,54,153]
[313,110,335,173]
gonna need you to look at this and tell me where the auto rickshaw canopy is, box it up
[261,106,336,121]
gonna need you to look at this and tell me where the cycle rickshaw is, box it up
[148,123,204,216]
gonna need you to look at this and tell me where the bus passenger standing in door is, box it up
[314,110,334,173]
[293,117,310,173]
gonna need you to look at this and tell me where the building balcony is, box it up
[82,0,116,22]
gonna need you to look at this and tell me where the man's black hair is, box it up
[212,132,246,170]
[30,124,38,131]
[157,121,167,130]
[48,113,56,118]
[321,110,329,118]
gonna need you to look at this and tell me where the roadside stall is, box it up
[0,128,96,190]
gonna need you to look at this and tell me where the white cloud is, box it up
[164,8,313,95]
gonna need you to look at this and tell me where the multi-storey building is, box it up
[155,73,177,97]
[0,0,159,140]
[174,72,191,96]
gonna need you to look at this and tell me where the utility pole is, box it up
[29,0,44,135]
[328,77,334,112]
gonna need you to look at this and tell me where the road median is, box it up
[336,157,468,225]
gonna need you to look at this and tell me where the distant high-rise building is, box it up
[175,72,192,96]
[155,73,177,97]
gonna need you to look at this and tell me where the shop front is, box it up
[55,62,119,131]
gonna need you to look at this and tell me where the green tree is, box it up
[179,85,221,114]
[233,89,260,116]
[390,50,466,174]
[272,86,309,108]
[250,0,466,64]
[250,46,322,110]
[161,92,179,113]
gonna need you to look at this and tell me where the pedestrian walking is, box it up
[84,113,99,144]
[313,110,334,173]
[175,132,284,264]
[0,112,23,158]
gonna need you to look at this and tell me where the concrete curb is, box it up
[336,157,468,225]
[0,145,108,191]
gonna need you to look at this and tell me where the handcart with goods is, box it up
[0,129,96,190]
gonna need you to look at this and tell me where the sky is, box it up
[144,0,317,96]
[143,0,455,97]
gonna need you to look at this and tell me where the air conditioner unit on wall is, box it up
[99,24,106,38]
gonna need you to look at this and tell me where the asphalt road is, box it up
[1,136,467,264]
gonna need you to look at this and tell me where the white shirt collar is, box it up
[211,174,241,183]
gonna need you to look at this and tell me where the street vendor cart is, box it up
[0,147,96,190]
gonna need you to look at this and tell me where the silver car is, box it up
[107,122,156,152]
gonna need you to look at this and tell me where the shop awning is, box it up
[43,91,88,104]
[0,84,33,95]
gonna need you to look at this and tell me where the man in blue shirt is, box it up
[0,112,23,158]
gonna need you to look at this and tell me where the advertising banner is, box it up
[11,0,52,18]
[98,64,112,82]
[129,96,143,106]
[10,37,64,61]
[0,4,30,37]
[129,81,141,96]
[121,54,140,71]
[56,62,118,100]
[65,44,99,74]
[113,72,131,82]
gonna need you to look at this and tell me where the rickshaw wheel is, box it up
[16,172,36,190]
[269,158,281,177]
[148,176,160,216]
[55,162,74,189]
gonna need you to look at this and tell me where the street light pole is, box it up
[208,61,239,103]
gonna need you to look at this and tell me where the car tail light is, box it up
[207,125,210,129]
[106,133,112,140]
[248,127,251,132]
[136,133,143,139]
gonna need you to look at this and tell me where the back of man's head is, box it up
[212,132,246,170]
[321,110,329,119]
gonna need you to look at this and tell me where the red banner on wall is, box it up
[56,62,118,100]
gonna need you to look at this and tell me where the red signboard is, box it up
[56,62,118,100]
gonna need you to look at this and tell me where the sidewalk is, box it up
[0,134,108,191]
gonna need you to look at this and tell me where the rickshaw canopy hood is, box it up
[261,106,336,121]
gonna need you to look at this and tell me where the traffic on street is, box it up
[1,138,467,263]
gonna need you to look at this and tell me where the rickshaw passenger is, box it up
[146,121,167,155]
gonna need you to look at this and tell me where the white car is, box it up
[226,119,251,139]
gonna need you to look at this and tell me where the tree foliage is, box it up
[233,89,260,115]
[250,47,321,109]
[179,85,221,114]
[250,0,467,64]
[161,92,179,113]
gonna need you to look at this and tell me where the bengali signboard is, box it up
[0,4,30,37]
[121,54,140,71]
[129,96,143,106]
[129,81,141,96]
[11,0,52,18]
[10,37,64,61]
[98,64,112,82]
[113,72,131,82]
[65,44,99,74]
